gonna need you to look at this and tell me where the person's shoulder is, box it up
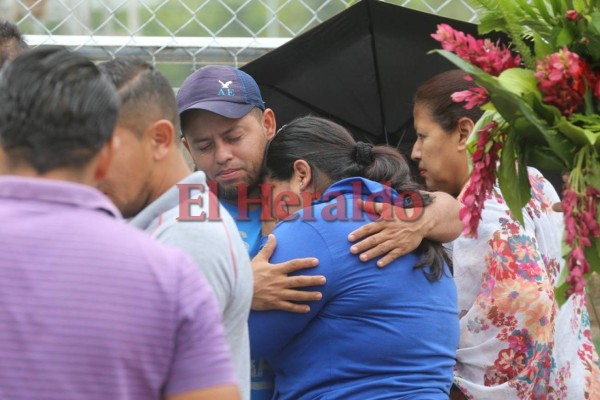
[157,201,248,250]
[272,201,353,254]
[526,167,560,199]
[101,215,200,275]
[153,202,251,287]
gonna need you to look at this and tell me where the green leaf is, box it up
[568,114,600,147]
[477,15,510,35]
[472,0,555,39]
[471,0,508,34]
[585,36,600,62]
[517,153,532,211]
[589,157,600,191]
[590,11,600,34]
[584,239,600,276]
[555,222,570,306]
[554,280,570,306]
[497,129,529,225]
[555,117,598,145]
[497,1,536,67]
[522,97,576,167]
[584,82,595,115]
[526,146,571,169]
[481,102,498,112]
[515,0,541,20]
[533,0,555,24]
[569,113,600,128]
[549,0,566,16]
[504,95,575,166]
[528,95,560,124]
[532,31,553,57]
[435,49,577,167]
[497,68,540,98]
[512,117,546,143]
[556,26,575,46]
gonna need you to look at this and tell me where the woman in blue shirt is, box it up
[249,116,459,399]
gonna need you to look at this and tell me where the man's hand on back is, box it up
[252,234,324,313]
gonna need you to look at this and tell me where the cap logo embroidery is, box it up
[217,80,235,96]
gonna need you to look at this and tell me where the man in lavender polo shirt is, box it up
[0,47,240,400]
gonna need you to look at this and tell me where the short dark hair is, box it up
[0,46,119,173]
[98,58,179,135]
[0,20,28,69]
[265,116,451,281]
[414,69,484,133]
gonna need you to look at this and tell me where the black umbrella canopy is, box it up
[242,0,481,152]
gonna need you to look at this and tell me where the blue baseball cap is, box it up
[176,65,266,119]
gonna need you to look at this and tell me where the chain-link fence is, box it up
[4,0,479,85]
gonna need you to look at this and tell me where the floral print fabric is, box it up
[452,168,600,399]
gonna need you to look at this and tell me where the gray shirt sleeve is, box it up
[152,206,253,400]
[164,250,237,395]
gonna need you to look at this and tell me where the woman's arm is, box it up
[249,220,334,359]
[347,192,461,267]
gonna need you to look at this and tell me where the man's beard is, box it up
[216,181,261,203]
[213,166,266,204]
[217,183,241,202]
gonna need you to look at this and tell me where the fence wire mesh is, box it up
[3,0,479,85]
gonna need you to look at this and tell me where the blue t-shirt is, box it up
[249,177,460,400]
[221,201,263,259]
[220,200,274,400]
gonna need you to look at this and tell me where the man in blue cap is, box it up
[176,65,463,400]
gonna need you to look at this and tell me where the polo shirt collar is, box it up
[0,175,121,218]
[130,171,208,230]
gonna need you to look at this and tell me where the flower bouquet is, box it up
[431,0,600,301]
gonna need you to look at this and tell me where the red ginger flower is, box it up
[432,23,521,77]
[534,47,595,116]
[452,87,489,109]
[566,247,588,296]
[459,121,505,238]
[566,10,581,21]
[562,183,600,296]
[592,69,600,99]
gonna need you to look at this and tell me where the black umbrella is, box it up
[241,0,483,153]
[242,0,565,192]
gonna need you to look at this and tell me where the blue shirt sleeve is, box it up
[249,219,334,360]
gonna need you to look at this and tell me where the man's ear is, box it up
[263,108,277,140]
[94,135,119,182]
[293,159,312,190]
[148,119,175,160]
[457,117,474,150]
[182,136,190,151]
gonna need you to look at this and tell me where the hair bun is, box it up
[355,141,373,166]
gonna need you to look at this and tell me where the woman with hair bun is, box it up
[249,115,459,400]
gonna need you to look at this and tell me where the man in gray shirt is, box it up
[98,58,253,400]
